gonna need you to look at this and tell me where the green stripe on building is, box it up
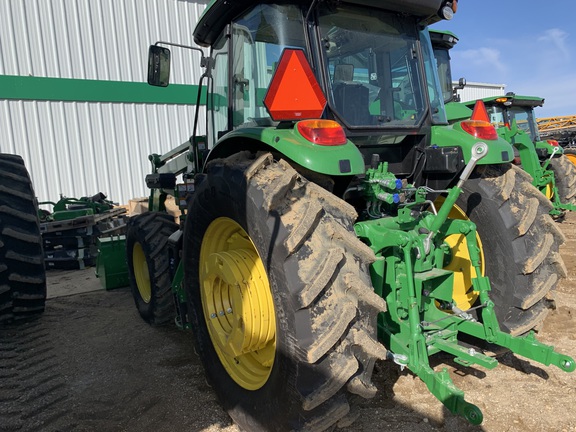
[0,75,204,105]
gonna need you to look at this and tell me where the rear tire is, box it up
[126,212,178,325]
[547,155,576,205]
[458,163,566,335]
[562,147,576,167]
[184,152,387,431]
[0,154,46,324]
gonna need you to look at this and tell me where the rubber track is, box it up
[548,155,576,204]
[0,154,46,324]
[248,154,387,430]
[469,164,566,335]
[127,212,178,325]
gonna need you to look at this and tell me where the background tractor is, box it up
[430,29,576,219]
[126,1,572,430]
[467,94,576,219]
[0,154,46,324]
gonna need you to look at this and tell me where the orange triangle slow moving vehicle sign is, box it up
[264,49,327,121]
[470,99,491,123]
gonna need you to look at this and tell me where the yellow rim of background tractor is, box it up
[544,182,554,200]
[565,152,576,167]
[434,197,485,311]
[200,217,276,390]
[133,242,152,303]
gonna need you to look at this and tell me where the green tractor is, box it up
[126,1,572,430]
[430,29,576,219]
[0,154,47,323]
[468,94,576,218]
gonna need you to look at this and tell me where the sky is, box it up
[432,1,576,118]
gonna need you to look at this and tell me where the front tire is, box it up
[126,212,178,325]
[458,164,566,335]
[0,154,46,324]
[184,152,387,431]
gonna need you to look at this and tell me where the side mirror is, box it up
[455,77,466,90]
[147,45,171,87]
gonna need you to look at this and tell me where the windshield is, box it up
[420,29,447,124]
[508,106,541,141]
[433,47,453,103]
[487,105,507,128]
[317,4,429,128]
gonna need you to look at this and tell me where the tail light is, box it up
[460,120,499,140]
[547,139,559,146]
[296,120,347,146]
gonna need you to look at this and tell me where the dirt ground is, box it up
[1,215,576,432]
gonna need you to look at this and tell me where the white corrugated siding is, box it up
[0,0,208,205]
[456,81,507,103]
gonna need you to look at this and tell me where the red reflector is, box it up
[296,120,347,146]
[547,139,559,146]
[470,100,491,123]
[264,49,327,121]
[461,120,499,140]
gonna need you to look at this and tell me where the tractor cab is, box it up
[147,0,513,193]
[428,28,471,122]
[468,94,559,156]
[429,29,466,104]
[202,1,450,182]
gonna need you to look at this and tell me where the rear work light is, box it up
[296,120,347,146]
[460,120,499,141]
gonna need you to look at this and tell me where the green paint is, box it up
[445,101,472,122]
[431,125,514,165]
[218,126,366,176]
[0,74,203,105]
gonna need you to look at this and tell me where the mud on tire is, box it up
[126,212,179,325]
[458,163,566,335]
[0,154,46,324]
[184,152,388,431]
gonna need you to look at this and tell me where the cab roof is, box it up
[429,29,459,49]
[465,94,545,109]
[194,0,446,47]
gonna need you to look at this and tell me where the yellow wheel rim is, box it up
[544,182,554,200]
[435,197,485,311]
[565,152,576,167]
[200,217,276,390]
[133,242,152,303]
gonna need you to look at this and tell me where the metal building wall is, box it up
[0,0,208,205]
[456,81,507,104]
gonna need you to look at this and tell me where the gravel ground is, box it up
[1,214,576,432]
